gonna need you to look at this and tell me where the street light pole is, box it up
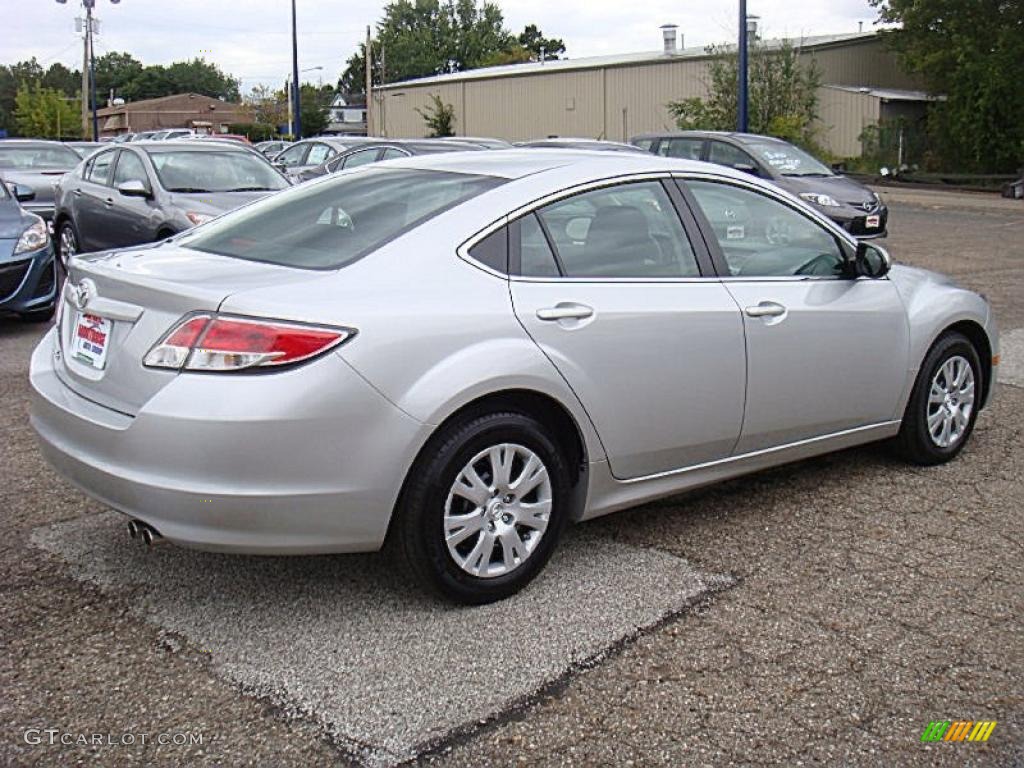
[290,0,302,139]
[738,0,748,133]
[87,1,99,140]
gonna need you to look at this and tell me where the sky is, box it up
[6,0,883,92]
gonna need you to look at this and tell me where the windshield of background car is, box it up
[742,140,832,176]
[148,150,289,192]
[0,144,81,169]
[179,167,504,269]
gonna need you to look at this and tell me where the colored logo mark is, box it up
[921,720,997,742]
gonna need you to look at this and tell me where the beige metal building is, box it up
[371,31,929,158]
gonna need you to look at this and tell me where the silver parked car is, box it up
[53,141,289,265]
[30,151,999,604]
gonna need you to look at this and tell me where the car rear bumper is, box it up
[29,330,429,554]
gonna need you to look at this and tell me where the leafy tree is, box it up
[298,83,332,137]
[122,58,240,102]
[338,1,564,99]
[93,51,144,102]
[14,84,81,139]
[517,24,565,61]
[40,63,80,98]
[242,84,288,133]
[416,92,456,136]
[667,40,821,148]
[869,0,1024,173]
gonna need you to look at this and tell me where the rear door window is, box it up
[342,148,380,169]
[85,150,116,185]
[659,138,705,160]
[534,181,700,278]
[306,143,333,166]
[708,141,757,170]
[275,143,309,167]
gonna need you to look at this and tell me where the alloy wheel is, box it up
[926,355,975,449]
[58,224,77,267]
[443,443,553,578]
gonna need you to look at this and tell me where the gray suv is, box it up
[53,141,289,264]
[631,131,888,238]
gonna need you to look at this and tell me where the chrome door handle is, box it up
[744,301,786,318]
[537,303,594,321]
[73,189,82,197]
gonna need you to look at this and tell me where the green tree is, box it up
[667,40,821,148]
[299,83,332,137]
[243,84,288,133]
[0,59,45,135]
[517,24,565,61]
[14,83,81,139]
[416,92,456,136]
[869,0,1024,172]
[122,58,240,102]
[338,1,564,99]
[93,51,144,102]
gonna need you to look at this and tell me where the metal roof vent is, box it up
[661,24,679,55]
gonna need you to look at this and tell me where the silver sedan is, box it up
[29,151,999,604]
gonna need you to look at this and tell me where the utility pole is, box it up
[87,4,98,140]
[738,0,748,133]
[364,25,372,136]
[290,0,302,139]
[58,0,119,139]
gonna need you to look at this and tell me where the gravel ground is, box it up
[1,190,1021,766]
[29,513,728,766]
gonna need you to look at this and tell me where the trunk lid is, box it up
[56,242,320,415]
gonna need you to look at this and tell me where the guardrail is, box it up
[845,171,1021,196]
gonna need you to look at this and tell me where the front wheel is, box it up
[391,411,571,604]
[893,332,982,465]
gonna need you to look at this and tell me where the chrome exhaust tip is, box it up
[127,520,140,539]
[141,527,163,546]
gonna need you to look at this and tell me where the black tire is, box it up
[21,305,55,323]
[391,411,571,605]
[893,332,982,465]
[56,219,78,268]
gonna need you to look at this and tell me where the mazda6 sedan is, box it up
[29,150,999,604]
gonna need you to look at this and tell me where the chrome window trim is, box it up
[457,169,883,284]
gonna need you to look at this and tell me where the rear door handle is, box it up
[537,303,594,321]
[104,197,114,207]
[73,189,82,197]
[744,301,787,318]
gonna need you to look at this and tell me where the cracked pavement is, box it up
[1,189,1022,766]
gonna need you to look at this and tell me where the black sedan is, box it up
[294,139,486,183]
[631,131,888,238]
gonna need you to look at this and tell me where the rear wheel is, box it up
[894,332,982,465]
[391,411,570,604]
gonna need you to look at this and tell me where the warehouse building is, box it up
[371,30,932,158]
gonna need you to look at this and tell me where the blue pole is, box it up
[291,0,302,139]
[738,0,748,133]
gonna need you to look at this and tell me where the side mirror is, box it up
[855,241,892,278]
[117,179,152,199]
[733,163,759,176]
[9,183,35,202]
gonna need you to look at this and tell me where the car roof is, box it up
[384,147,747,181]
[134,140,257,154]
[631,130,790,146]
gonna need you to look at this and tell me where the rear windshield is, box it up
[148,150,288,193]
[179,167,503,269]
[0,144,81,169]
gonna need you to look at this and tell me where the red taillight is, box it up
[144,314,353,372]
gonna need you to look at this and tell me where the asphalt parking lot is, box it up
[1,188,1022,766]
